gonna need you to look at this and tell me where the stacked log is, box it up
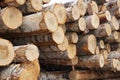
[0,0,120,80]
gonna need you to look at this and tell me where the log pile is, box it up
[0,0,120,80]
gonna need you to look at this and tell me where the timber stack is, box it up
[0,0,120,80]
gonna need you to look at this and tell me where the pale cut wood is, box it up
[53,4,66,24]
[59,24,66,33]
[109,16,119,31]
[66,17,86,32]
[116,61,120,71]
[87,1,98,15]
[4,0,26,6]
[40,44,76,59]
[19,0,43,13]
[66,4,80,22]
[85,13,100,29]
[42,0,50,4]
[20,11,58,33]
[14,44,39,62]
[105,31,119,43]
[100,50,108,59]
[77,34,97,55]
[76,54,105,69]
[94,23,112,37]
[103,59,119,71]
[66,32,78,44]
[77,0,86,16]
[69,70,120,80]
[97,40,105,49]
[0,38,14,66]
[95,46,100,55]
[98,10,111,22]
[0,7,22,31]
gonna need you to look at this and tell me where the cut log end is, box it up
[4,0,26,5]
[91,13,100,29]
[72,5,80,20]
[71,32,78,44]
[113,31,119,40]
[100,40,105,49]
[77,0,86,16]
[67,44,76,59]
[105,23,112,36]
[78,17,86,31]
[53,4,66,24]
[30,0,43,11]
[25,44,39,61]
[88,35,97,54]
[99,54,105,68]
[0,38,14,66]
[57,36,69,51]
[95,46,100,55]
[52,27,65,44]
[111,16,119,31]
[71,56,78,65]
[106,44,111,53]
[44,11,58,32]
[2,7,22,30]
[105,10,111,21]
[101,50,108,59]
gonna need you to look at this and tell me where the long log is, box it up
[40,44,76,59]
[1,59,40,80]
[76,54,105,69]
[94,23,112,37]
[19,0,43,14]
[66,17,86,32]
[77,34,97,55]
[86,1,98,15]
[69,70,120,80]
[85,13,100,29]
[14,44,39,62]
[0,6,22,32]
[0,38,14,66]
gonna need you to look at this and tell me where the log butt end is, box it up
[72,5,80,21]
[78,17,86,31]
[105,10,111,21]
[99,54,105,68]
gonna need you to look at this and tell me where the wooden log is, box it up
[108,51,120,60]
[98,10,111,23]
[76,54,105,69]
[94,23,112,37]
[53,4,66,24]
[86,1,98,15]
[0,38,14,66]
[103,59,119,71]
[115,32,120,43]
[42,0,50,4]
[20,11,58,33]
[105,31,119,43]
[95,46,100,55]
[69,70,120,80]
[0,6,22,32]
[66,17,86,32]
[66,32,78,44]
[4,0,26,6]
[19,0,43,14]
[85,13,100,29]
[77,34,97,55]
[39,36,68,52]
[40,44,76,59]
[14,44,39,62]
[109,16,119,31]
[59,24,66,33]
[40,71,68,80]
[100,50,108,60]
[66,5,80,22]
[116,61,120,71]
[1,60,40,80]
[40,56,78,66]
[77,0,86,16]
[97,40,105,49]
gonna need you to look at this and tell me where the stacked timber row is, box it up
[0,0,120,80]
